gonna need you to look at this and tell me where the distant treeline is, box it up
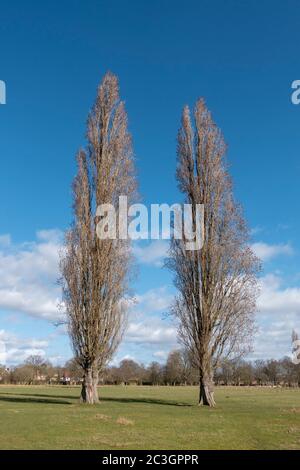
[1,349,300,387]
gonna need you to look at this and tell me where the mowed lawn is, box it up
[0,385,300,449]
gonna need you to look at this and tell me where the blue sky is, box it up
[0,0,300,366]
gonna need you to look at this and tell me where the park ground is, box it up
[0,385,299,449]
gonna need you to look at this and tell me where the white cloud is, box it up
[48,355,65,365]
[135,286,173,313]
[134,239,294,266]
[258,274,300,315]
[36,229,63,244]
[251,226,264,236]
[126,321,177,345]
[252,242,293,261]
[0,329,49,365]
[133,240,168,267]
[124,286,177,348]
[0,230,64,321]
[250,325,296,361]
[0,234,11,247]
[153,350,168,360]
[1,229,299,363]
[251,274,300,359]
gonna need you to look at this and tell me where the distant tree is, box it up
[216,359,235,385]
[178,349,198,384]
[147,362,163,385]
[11,365,35,384]
[102,366,120,384]
[165,350,184,385]
[237,360,254,385]
[263,360,281,385]
[280,357,297,387]
[118,359,145,384]
[25,354,46,368]
[168,99,260,405]
[0,364,9,384]
[60,72,137,403]
[25,355,51,381]
[64,358,83,383]
[253,360,268,385]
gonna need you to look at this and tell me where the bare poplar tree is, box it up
[167,99,260,406]
[60,72,136,404]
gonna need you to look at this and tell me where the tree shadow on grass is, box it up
[100,397,193,407]
[6,392,79,401]
[0,394,71,405]
[0,392,192,407]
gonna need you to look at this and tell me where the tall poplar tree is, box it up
[60,72,136,403]
[168,99,260,406]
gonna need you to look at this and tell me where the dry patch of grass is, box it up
[95,413,111,421]
[282,407,300,414]
[95,413,135,426]
[116,416,134,426]
[89,436,134,448]
[287,426,299,433]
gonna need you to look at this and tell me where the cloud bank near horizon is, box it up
[0,230,299,365]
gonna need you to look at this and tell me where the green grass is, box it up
[0,385,299,449]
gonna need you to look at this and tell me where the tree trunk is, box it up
[92,367,99,403]
[81,367,95,404]
[199,373,216,407]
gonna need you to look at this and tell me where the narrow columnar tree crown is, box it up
[60,72,136,404]
[167,99,260,406]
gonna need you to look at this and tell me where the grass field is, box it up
[0,385,300,450]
